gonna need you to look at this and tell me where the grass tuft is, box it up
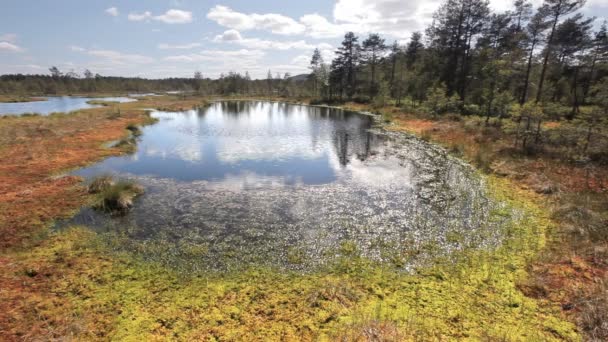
[90,177,144,213]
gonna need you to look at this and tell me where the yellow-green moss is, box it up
[10,175,578,340]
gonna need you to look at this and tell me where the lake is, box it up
[63,101,504,271]
[0,96,135,116]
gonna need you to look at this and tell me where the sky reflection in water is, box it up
[66,101,502,271]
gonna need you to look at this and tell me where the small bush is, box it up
[87,175,115,194]
[463,104,481,116]
[449,143,465,156]
[115,138,137,154]
[578,281,608,341]
[126,124,142,136]
[445,113,462,122]
[542,102,570,120]
[92,178,144,213]
[474,144,493,173]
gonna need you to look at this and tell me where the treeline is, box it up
[312,0,606,111]
[0,70,307,97]
[306,0,607,156]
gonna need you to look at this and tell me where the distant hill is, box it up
[288,74,310,82]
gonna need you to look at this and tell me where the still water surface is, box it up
[65,101,505,271]
[0,96,135,116]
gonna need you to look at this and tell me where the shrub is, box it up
[463,104,481,116]
[578,281,608,341]
[87,175,115,194]
[542,102,570,120]
[91,178,144,213]
[126,124,142,136]
[474,144,493,173]
[449,143,465,156]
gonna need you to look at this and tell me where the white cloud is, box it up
[206,0,542,40]
[0,41,23,52]
[299,14,358,39]
[0,33,17,42]
[164,49,265,63]
[205,2,424,39]
[105,7,119,17]
[214,29,332,51]
[70,45,86,52]
[291,48,334,68]
[330,0,439,39]
[128,11,152,21]
[291,54,311,66]
[72,46,154,65]
[158,42,201,50]
[207,5,305,35]
[128,9,192,24]
[154,9,193,24]
[215,29,242,41]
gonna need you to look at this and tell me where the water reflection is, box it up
[77,101,383,185]
[0,96,135,116]
[64,101,504,271]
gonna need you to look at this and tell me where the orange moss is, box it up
[392,118,435,134]
[0,96,208,340]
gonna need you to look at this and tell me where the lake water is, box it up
[0,96,135,116]
[63,101,505,271]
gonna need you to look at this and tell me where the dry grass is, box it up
[0,95,207,247]
[0,95,46,103]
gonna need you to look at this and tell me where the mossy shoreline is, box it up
[8,175,577,340]
[0,97,579,340]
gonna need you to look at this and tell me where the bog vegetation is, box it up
[1,0,608,340]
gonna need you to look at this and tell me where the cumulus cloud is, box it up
[207,5,305,35]
[299,14,358,39]
[72,46,154,64]
[128,11,152,21]
[128,9,192,24]
[158,42,201,50]
[206,2,425,38]
[0,41,23,52]
[214,29,332,50]
[206,0,552,40]
[164,49,265,63]
[215,29,242,41]
[105,7,119,17]
[155,9,193,24]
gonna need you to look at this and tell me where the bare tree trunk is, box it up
[521,41,536,104]
[536,14,559,103]
[570,66,580,119]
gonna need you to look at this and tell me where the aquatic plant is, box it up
[126,124,142,136]
[87,174,115,194]
[92,179,144,213]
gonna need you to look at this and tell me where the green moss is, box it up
[11,175,579,340]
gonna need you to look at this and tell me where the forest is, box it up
[2,0,607,117]
[3,0,606,159]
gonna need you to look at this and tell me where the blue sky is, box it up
[1,0,606,79]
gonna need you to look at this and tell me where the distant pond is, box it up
[61,101,507,271]
[0,96,135,116]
